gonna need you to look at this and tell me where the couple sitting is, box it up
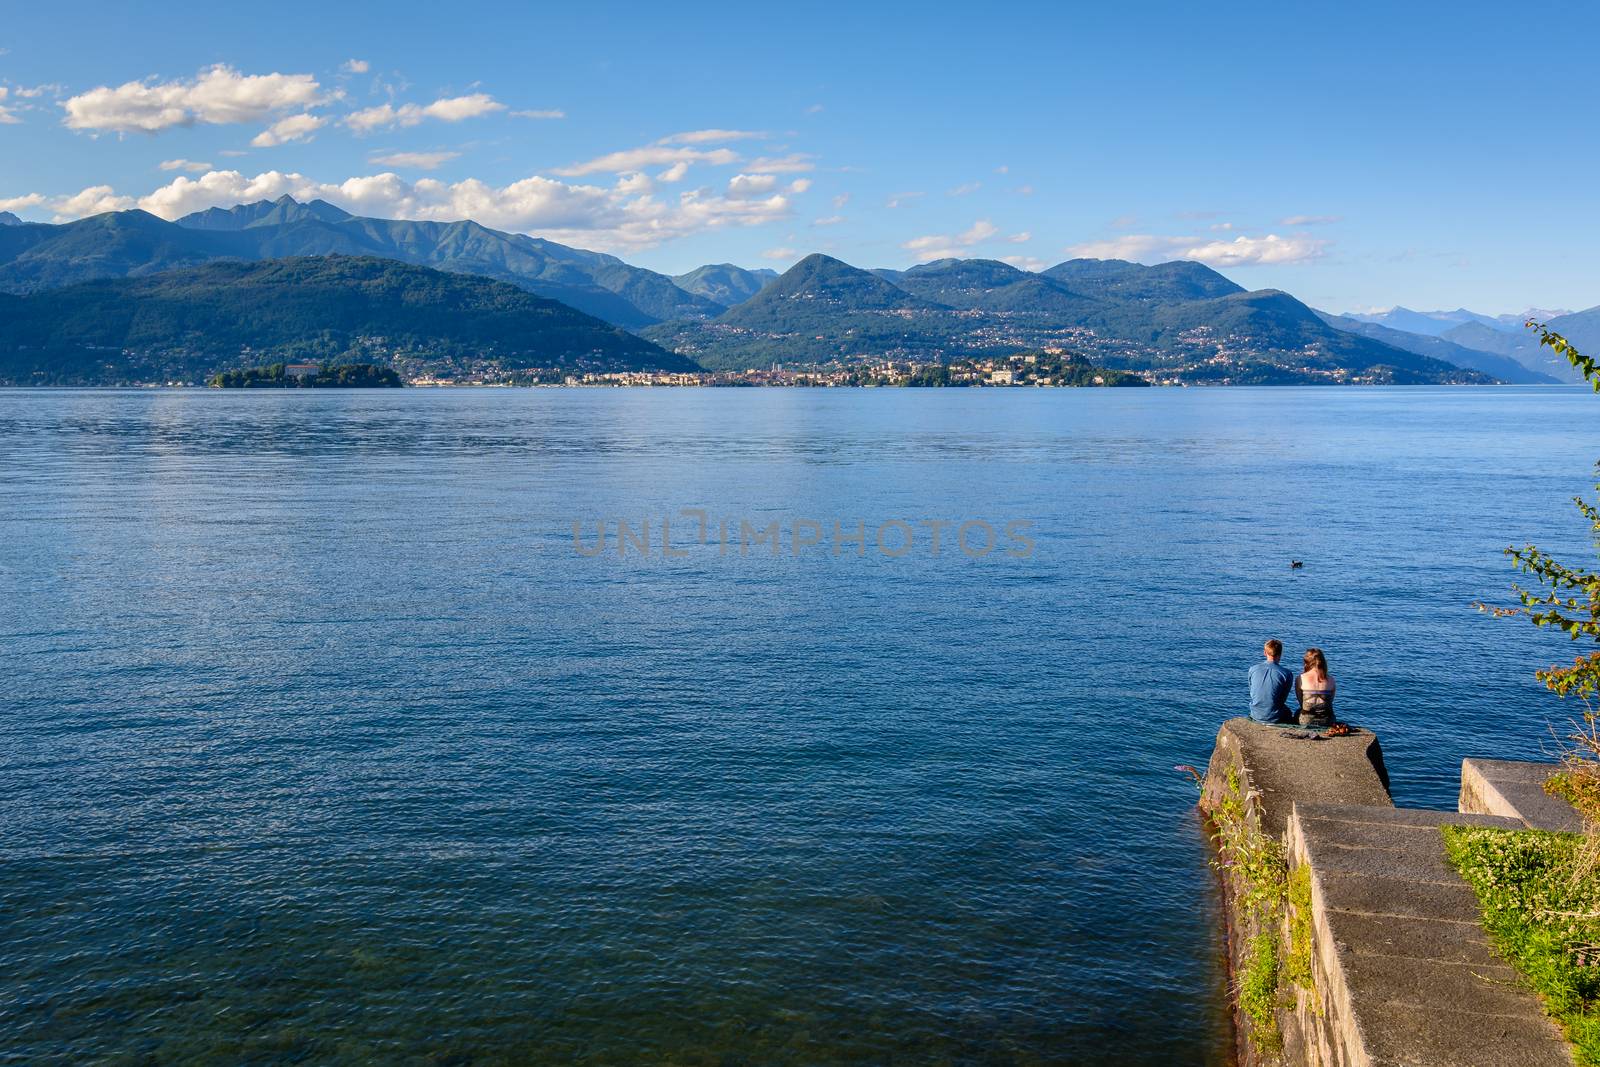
[1248,638,1336,728]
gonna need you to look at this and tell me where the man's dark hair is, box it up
[1265,639,1283,659]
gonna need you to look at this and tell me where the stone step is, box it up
[1287,803,1573,1067]
[1460,758,1584,831]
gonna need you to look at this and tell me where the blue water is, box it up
[2,386,1594,1065]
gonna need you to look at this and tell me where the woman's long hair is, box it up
[1303,647,1328,677]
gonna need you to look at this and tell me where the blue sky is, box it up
[1,0,1594,314]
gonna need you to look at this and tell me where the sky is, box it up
[1,0,1595,314]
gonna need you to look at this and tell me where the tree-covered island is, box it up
[209,363,404,388]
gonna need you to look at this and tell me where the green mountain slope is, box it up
[1082,289,1492,382]
[0,197,721,329]
[645,254,963,368]
[0,255,693,385]
[732,253,944,314]
[886,258,1102,315]
[0,210,252,292]
[1042,258,1244,302]
[671,263,778,307]
[176,197,722,326]
[646,254,1493,382]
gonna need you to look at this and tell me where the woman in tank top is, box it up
[1295,647,1335,728]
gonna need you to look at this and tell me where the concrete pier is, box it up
[1200,718,1579,1066]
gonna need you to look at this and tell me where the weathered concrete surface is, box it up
[1285,803,1572,1067]
[1460,757,1584,831]
[1200,720,1576,1066]
[1200,720,1395,1066]
[1202,718,1393,836]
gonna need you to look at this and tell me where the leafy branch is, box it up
[1480,324,1600,852]
[1529,320,1600,392]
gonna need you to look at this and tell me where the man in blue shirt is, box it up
[1248,639,1295,723]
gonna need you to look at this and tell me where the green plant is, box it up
[1240,930,1283,1051]
[1479,323,1600,872]
[1442,825,1600,1063]
[1208,766,1322,1050]
[1212,769,1290,918]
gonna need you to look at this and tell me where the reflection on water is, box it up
[1,386,1589,1064]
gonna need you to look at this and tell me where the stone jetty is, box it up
[1200,718,1580,1066]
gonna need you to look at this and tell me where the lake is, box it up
[2,386,1594,1065]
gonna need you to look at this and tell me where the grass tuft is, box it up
[1239,929,1282,1050]
[1443,825,1600,1064]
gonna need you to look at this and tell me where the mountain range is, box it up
[0,196,1589,386]
[645,253,1506,383]
[1338,305,1588,382]
[0,196,724,329]
[1347,306,1573,337]
[1429,311,1600,383]
[1312,312,1559,385]
[0,256,686,385]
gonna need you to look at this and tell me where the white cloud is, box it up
[368,150,460,170]
[63,65,323,133]
[344,93,504,133]
[763,246,799,260]
[0,192,46,213]
[901,219,1001,261]
[616,172,654,195]
[0,87,17,124]
[510,108,564,120]
[59,166,798,251]
[341,59,371,74]
[1001,254,1047,271]
[344,104,418,132]
[54,185,137,219]
[745,154,814,173]
[659,129,765,145]
[1014,184,1034,196]
[994,165,1009,174]
[1008,231,1031,243]
[1179,233,1327,266]
[812,215,845,226]
[805,104,824,114]
[251,112,324,147]
[1279,214,1342,226]
[832,193,849,209]
[1064,232,1327,267]
[788,178,811,194]
[960,220,998,243]
[555,144,739,177]
[886,191,924,209]
[423,93,504,122]
[727,173,778,199]
[554,134,812,180]
[1064,235,1188,261]
[159,158,212,172]
[947,181,981,196]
